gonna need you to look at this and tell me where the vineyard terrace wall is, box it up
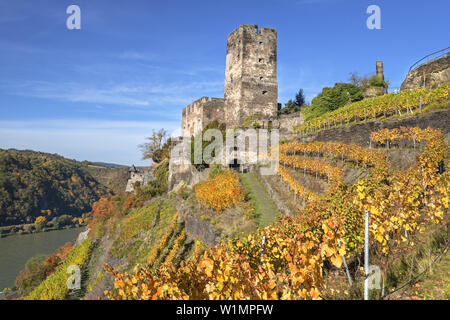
[296,108,450,148]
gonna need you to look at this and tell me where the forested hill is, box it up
[0,148,115,226]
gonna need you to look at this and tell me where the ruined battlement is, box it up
[182,97,225,137]
[228,24,277,38]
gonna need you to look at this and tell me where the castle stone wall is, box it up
[182,97,224,136]
[225,25,278,127]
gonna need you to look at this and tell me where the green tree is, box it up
[140,129,169,162]
[367,74,389,88]
[307,83,363,118]
[34,216,46,231]
[278,88,306,115]
[278,100,299,115]
[295,89,306,107]
[151,138,172,163]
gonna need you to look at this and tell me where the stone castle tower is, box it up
[224,25,278,127]
[182,24,278,136]
[376,61,384,80]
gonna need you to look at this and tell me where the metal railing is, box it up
[407,47,450,74]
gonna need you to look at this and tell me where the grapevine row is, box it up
[277,166,319,202]
[147,213,179,267]
[164,229,187,265]
[298,85,449,134]
[104,127,447,300]
[279,140,388,174]
[279,153,343,191]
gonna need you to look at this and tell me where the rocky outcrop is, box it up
[171,190,222,246]
[168,160,208,191]
[182,213,222,247]
[363,86,386,99]
[75,228,90,247]
[401,53,450,91]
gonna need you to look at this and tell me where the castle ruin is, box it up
[125,165,153,193]
[182,24,278,136]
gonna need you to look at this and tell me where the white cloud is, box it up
[118,51,157,61]
[0,79,224,109]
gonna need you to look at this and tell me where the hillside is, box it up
[0,149,121,227]
[99,119,448,300]
[5,89,449,301]
[9,101,446,300]
[85,165,130,195]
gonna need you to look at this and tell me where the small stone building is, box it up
[125,165,145,193]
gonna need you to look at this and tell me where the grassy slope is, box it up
[412,249,450,300]
[239,172,280,228]
[82,198,182,298]
[395,249,450,300]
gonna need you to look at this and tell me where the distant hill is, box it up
[0,149,129,226]
[85,165,130,194]
[83,161,127,168]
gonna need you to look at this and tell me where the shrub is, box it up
[34,216,47,230]
[366,75,388,88]
[181,192,189,200]
[136,159,169,202]
[194,170,244,211]
[15,255,51,296]
[305,83,363,119]
[88,197,116,234]
[208,163,223,179]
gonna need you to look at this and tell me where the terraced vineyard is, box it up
[104,126,448,300]
[297,85,449,134]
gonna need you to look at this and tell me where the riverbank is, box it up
[0,226,84,292]
[0,222,87,239]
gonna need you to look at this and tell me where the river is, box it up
[0,227,83,291]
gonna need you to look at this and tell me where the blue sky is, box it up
[0,0,448,165]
